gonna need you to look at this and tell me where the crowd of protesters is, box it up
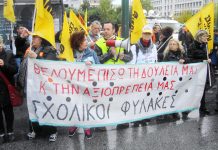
[0,20,218,143]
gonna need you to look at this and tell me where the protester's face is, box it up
[32,36,42,48]
[17,27,23,35]
[142,33,152,40]
[103,23,115,40]
[79,37,88,51]
[169,41,179,51]
[155,26,161,32]
[159,34,165,41]
[91,24,101,35]
[199,34,208,43]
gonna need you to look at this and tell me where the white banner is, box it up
[27,58,207,128]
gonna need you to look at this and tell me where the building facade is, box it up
[63,0,100,9]
[151,0,216,17]
[0,0,63,49]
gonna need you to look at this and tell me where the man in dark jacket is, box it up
[0,39,18,143]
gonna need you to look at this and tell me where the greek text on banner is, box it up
[27,59,207,128]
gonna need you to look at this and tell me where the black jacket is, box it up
[163,50,190,63]
[157,36,172,62]
[35,46,58,61]
[188,40,208,63]
[15,36,30,58]
[0,50,18,106]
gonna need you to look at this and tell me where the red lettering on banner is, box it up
[110,69,116,80]
[125,85,131,94]
[118,68,125,79]
[83,88,90,96]
[172,66,178,76]
[147,67,153,77]
[68,68,76,80]
[62,84,70,94]
[118,86,125,95]
[88,68,95,82]
[71,85,80,94]
[182,65,189,75]
[170,80,176,90]
[51,69,60,78]
[53,83,59,94]
[77,69,86,81]
[165,65,169,76]
[141,69,146,78]
[159,67,165,76]
[157,81,175,90]
[59,68,67,79]
[34,63,40,74]
[39,81,47,95]
[41,67,48,76]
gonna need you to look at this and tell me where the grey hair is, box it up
[195,30,208,42]
[91,20,102,29]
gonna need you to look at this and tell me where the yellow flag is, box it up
[34,0,55,47]
[130,0,147,44]
[185,2,214,53]
[84,9,88,29]
[59,12,74,62]
[3,0,16,23]
[69,10,87,35]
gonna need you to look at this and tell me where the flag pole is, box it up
[206,44,212,87]
[10,22,16,55]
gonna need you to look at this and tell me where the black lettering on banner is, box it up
[139,99,146,114]
[133,100,140,115]
[42,103,54,119]
[96,104,105,120]
[86,104,95,121]
[57,104,68,120]
[121,101,130,115]
[107,104,110,119]
[162,96,169,109]
[82,104,85,121]
[32,100,40,113]
[154,97,162,110]
[69,105,81,121]
[170,95,176,108]
[147,98,154,112]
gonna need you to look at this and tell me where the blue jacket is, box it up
[74,47,100,64]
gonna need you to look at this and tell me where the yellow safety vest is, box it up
[96,37,125,64]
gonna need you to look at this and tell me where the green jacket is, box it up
[95,37,125,64]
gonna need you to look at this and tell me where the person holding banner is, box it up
[128,25,157,126]
[188,30,212,116]
[87,20,102,50]
[25,33,58,142]
[68,31,100,139]
[95,22,132,64]
[128,25,157,65]
[163,38,191,120]
[0,38,18,143]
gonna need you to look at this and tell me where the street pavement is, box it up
[0,85,218,150]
